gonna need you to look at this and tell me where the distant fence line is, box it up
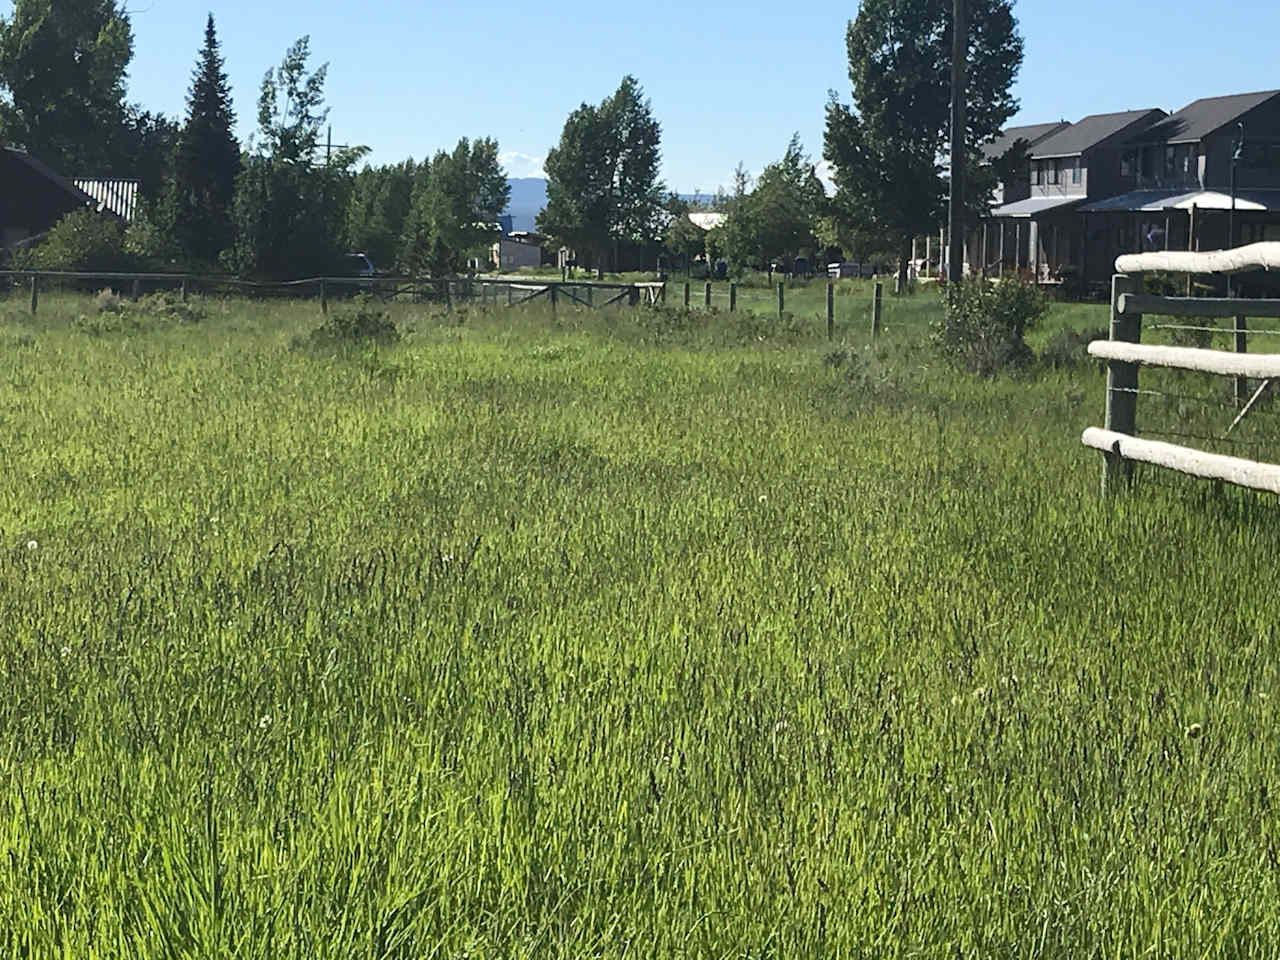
[2,269,895,339]
[1084,241,1280,496]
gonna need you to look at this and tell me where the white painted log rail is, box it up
[1083,429,1280,494]
[1086,251,1280,495]
[1087,341,1280,379]
[1115,242,1280,276]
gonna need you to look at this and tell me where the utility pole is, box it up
[1228,122,1244,297]
[947,0,967,284]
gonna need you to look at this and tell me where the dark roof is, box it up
[4,147,95,204]
[982,122,1071,161]
[1134,90,1280,145]
[1031,109,1167,159]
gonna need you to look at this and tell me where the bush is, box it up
[310,303,401,345]
[932,278,1048,377]
[30,210,137,273]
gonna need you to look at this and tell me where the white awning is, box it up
[1081,189,1280,213]
[988,195,1085,218]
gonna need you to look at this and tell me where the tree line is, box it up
[0,3,509,279]
[1,0,1026,283]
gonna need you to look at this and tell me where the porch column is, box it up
[1015,221,1023,272]
[981,222,989,278]
[998,222,1005,277]
[1031,221,1040,281]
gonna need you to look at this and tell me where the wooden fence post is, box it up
[704,281,712,309]
[587,284,594,307]
[131,278,140,301]
[777,282,784,318]
[181,278,189,303]
[29,275,37,315]
[683,281,690,307]
[872,282,883,336]
[729,282,736,312]
[1103,272,1143,494]
[629,286,640,307]
[507,284,513,306]
[826,282,835,340]
[550,283,558,312]
[320,278,328,314]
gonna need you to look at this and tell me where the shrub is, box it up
[310,303,401,345]
[95,288,126,315]
[30,210,137,273]
[932,278,1048,377]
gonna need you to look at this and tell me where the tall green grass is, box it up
[2,291,1279,957]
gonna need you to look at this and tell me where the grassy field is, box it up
[3,287,1280,957]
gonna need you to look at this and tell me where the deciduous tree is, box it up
[539,75,663,278]
[824,0,1023,291]
[0,0,133,174]
[225,37,366,278]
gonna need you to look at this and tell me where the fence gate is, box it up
[1084,242,1280,495]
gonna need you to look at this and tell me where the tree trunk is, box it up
[896,238,912,296]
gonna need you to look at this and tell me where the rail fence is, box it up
[2,270,901,339]
[0,270,670,315]
[1083,242,1280,495]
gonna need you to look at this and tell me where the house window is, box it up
[1071,158,1081,185]
[1032,161,1042,186]
[1121,150,1137,177]
[1048,159,1060,185]
[1164,146,1177,180]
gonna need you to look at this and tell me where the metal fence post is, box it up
[684,281,690,307]
[872,282,883,336]
[777,282,784,318]
[704,281,712,308]
[131,278,140,301]
[1235,309,1249,405]
[729,282,736,312]
[30,274,38,315]
[550,283,558,312]
[181,278,189,303]
[1103,272,1143,494]
[826,282,835,339]
[320,278,328,315]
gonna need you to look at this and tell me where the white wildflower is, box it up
[26,539,38,551]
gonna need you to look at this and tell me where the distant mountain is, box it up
[504,178,547,233]
[504,179,720,233]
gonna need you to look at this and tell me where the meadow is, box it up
[3,282,1280,958]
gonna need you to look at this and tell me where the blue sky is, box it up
[6,1,1280,191]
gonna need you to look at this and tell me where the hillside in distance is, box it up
[503,179,719,233]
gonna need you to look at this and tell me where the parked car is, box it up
[341,252,377,278]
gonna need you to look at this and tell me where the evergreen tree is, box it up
[171,14,241,265]
[0,0,133,173]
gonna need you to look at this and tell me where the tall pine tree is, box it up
[170,14,241,265]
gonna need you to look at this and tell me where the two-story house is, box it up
[1079,90,1280,277]
[982,108,1166,285]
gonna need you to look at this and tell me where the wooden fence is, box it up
[0,271,670,315]
[1083,242,1280,495]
